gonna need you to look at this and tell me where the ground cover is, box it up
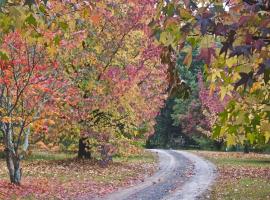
[193,151,270,200]
[0,150,157,200]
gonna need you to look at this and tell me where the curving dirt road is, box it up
[100,150,217,200]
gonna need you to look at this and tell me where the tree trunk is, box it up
[244,143,250,154]
[214,140,224,150]
[3,123,22,185]
[78,138,91,159]
[5,148,21,184]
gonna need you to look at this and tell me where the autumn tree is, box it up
[0,1,82,184]
[0,31,69,184]
[0,1,168,182]
[152,0,270,146]
[54,0,168,159]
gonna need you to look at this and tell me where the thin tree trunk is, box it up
[13,158,21,184]
[78,138,91,159]
[6,148,15,183]
[5,149,21,184]
[3,123,22,185]
[244,143,250,154]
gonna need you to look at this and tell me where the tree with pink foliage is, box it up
[197,71,230,136]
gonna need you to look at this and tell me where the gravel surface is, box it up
[98,150,216,200]
[164,151,217,200]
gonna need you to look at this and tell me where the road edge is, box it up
[163,150,217,200]
[98,149,175,200]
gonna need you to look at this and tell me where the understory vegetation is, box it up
[0,150,157,199]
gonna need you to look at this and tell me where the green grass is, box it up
[0,150,76,161]
[211,178,270,200]
[1,150,156,163]
[208,157,270,167]
[193,151,270,200]
[26,151,76,161]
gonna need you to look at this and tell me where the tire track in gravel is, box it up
[98,150,216,200]
[163,150,217,200]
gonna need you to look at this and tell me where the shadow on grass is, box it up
[240,159,270,165]
[213,157,270,167]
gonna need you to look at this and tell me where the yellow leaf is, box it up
[47,119,55,125]
[220,126,227,136]
[160,31,174,46]
[236,64,252,73]
[15,117,23,121]
[183,47,192,67]
[263,105,270,112]
[211,69,221,82]
[47,46,57,57]
[1,116,12,123]
[264,131,270,143]
[226,57,238,68]
[200,35,214,48]
[261,121,270,132]
[220,86,227,100]
[94,45,102,54]
[227,134,236,146]
[179,8,193,20]
[250,82,261,93]
[209,83,216,96]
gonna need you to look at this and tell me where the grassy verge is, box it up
[192,151,270,200]
[0,150,157,200]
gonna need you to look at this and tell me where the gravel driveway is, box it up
[99,150,217,200]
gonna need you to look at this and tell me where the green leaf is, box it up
[39,5,47,14]
[179,8,193,20]
[247,133,255,144]
[0,51,9,60]
[235,111,247,125]
[219,111,228,123]
[251,114,260,127]
[25,14,37,27]
[212,125,221,138]
[264,69,270,83]
[187,37,198,48]
[53,35,61,45]
[148,19,155,28]
[159,31,174,46]
[31,31,42,38]
[153,28,161,40]
[227,125,238,134]
[59,21,69,31]
[164,4,175,17]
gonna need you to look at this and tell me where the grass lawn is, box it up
[192,151,270,200]
[0,150,157,200]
